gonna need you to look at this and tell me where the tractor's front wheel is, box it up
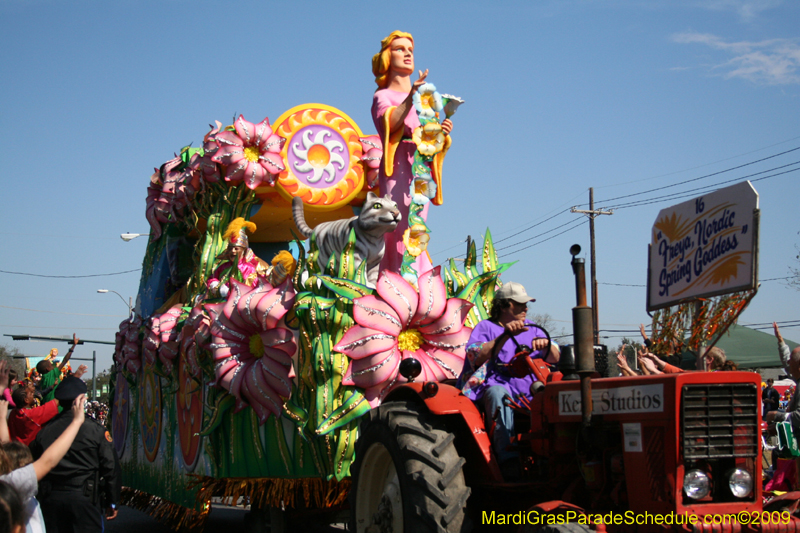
[349,401,471,533]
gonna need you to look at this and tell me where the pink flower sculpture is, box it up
[145,171,164,240]
[207,279,297,423]
[142,316,160,368]
[360,135,382,189]
[190,121,223,185]
[334,268,474,408]
[212,115,286,190]
[114,315,142,374]
[180,305,212,376]
[155,305,184,374]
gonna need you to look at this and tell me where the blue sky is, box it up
[1,0,799,372]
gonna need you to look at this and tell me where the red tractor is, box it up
[349,247,793,532]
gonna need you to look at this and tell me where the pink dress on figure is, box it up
[372,89,433,276]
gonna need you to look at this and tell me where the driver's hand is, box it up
[504,320,528,336]
[531,338,549,351]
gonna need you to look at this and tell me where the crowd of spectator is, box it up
[0,334,120,533]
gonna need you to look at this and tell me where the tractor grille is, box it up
[681,384,758,460]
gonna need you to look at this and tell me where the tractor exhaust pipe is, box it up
[570,245,595,427]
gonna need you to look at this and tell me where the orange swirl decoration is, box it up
[273,104,365,210]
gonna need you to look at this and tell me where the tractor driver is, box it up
[457,282,560,478]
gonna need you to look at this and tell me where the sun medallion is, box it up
[272,104,366,210]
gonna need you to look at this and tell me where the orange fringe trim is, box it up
[120,487,209,532]
[187,475,351,510]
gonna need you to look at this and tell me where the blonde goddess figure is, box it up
[371,31,453,275]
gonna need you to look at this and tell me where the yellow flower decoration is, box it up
[412,123,446,156]
[402,224,430,257]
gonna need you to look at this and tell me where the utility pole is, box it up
[571,188,613,345]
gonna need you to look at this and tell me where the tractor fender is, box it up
[384,382,503,481]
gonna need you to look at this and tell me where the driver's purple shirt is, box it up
[460,320,549,401]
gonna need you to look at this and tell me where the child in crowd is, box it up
[2,443,44,533]
[0,480,26,533]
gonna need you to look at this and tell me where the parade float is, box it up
[110,31,509,529]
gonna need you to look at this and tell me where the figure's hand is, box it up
[441,118,453,135]
[412,69,429,93]
[106,507,118,520]
[774,322,784,343]
[503,320,529,336]
[71,394,86,424]
[72,333,80,346]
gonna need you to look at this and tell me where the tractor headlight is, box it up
[728,468,753,498]
[683,469,710,499]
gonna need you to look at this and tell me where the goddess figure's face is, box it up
[389,37,414,76]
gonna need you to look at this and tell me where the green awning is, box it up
[712,325,799,369]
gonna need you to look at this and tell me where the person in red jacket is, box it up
[8,386,59,446]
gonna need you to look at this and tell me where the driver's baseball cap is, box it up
[496,282,535,304]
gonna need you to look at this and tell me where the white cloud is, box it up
[694,0,784,21]
[673,31,800,84]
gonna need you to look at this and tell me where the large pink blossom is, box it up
[179,305,212,376]
[142,304,183,373]
[334,268,473,408]
[114,315,142,373]
[207,280,297,423]
[187,121,223,185]
[211,115,285,190]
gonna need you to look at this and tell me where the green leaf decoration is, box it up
[337,229,357,280]
[465,237,479,280]
[325,250,337,277]
[318,276,374,301]
[456,267,512,305]
[199,392,235,436]
[443,267,455,298]
[316,391,370,436]
[449,258,469,292]
[354,257,368,286]
[283,399,309,432]
[482,228,499,273]
[294,293,337,311]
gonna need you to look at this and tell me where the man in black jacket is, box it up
[31,376,121,533]
[763,378,781,418]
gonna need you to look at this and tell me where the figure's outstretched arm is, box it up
[387,70,428,134]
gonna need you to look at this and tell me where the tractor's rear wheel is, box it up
[349,401,471,533]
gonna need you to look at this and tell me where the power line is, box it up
[600,276,794,287]
[592,146,800,205]
[0,268,140,279]
[502,220,588,257]
[0,305,127,318]
[492,209,572,245]
[495,216,582,252]
[594,134,800,190]
[610,164,800,211]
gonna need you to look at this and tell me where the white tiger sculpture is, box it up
[292,192,401,287]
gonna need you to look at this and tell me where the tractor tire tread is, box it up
[350,401,471,533]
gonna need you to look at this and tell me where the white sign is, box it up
[623,423,643,452]
[647,181,759,311]
[558,384,664,416]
